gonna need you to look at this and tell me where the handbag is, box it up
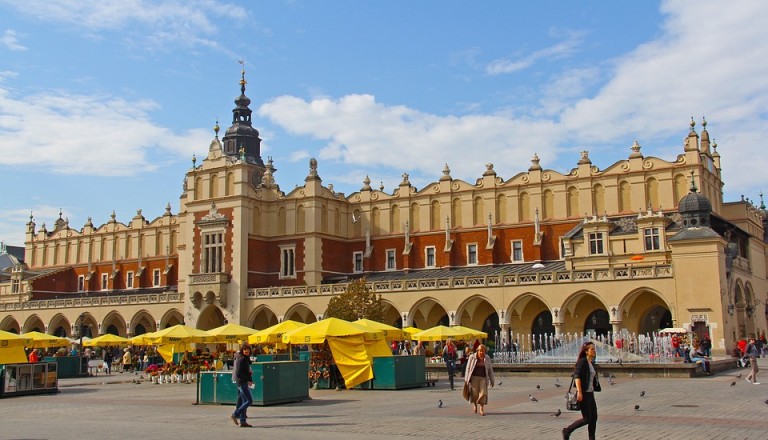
[462,382,471,401]
[593,376,601,392]
[565,375,581,411]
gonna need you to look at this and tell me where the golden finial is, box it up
[214,119,220,138]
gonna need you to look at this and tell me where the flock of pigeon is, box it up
[439,370,768,412]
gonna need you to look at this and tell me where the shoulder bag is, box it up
[565,375,580,411]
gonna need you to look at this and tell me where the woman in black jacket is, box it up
[230,344,254,428]
[563,341,599,440]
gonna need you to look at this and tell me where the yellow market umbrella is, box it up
[411,325,470,342]
[450,325,488,340]
[248,320,306,345]
[0,330,30,348]
[21,331,69,348]
[353,318,404,341]
[147,325,211,345]
[281,318,384,344]
[129,331,155,345]
[83,333,130,347]
[205,323,258,343]
[0,330,29,363]
[402,326,422,339]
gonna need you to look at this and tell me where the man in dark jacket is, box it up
[230,344,254,427]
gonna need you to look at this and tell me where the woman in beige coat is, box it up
[464,344,495,415]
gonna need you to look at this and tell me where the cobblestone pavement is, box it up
[1,359,766,440]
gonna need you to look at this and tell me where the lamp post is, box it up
[78,313,85,375]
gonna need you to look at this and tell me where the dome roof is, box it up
[678,190,712,214]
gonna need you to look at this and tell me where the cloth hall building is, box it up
[1,75,766,357]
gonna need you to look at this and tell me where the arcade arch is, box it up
[409,297,448,329]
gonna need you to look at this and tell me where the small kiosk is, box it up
[198,360,309,406]
[0,362,59,397]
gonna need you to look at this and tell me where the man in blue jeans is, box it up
[231,344,254,428]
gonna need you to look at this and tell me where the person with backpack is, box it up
[230,344,254,427]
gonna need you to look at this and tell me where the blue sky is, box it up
[1,0,767,246]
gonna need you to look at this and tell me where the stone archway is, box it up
[409,297,448,329]
[380,300,401,328]
[284,303,318,324]
[249,306,278,330]
[23,315,45,333]
[197,305,226,330]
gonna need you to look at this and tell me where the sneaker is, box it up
[230,415,239,426]
[752,382,761,385]
[240,422,253,428]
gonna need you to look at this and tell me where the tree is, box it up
[326,278,384,322]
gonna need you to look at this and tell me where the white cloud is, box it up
[485,30,584,76]
[259,94,561,186]
[0,0,249,52]
[0,87,209,176]
[0,30,27,51]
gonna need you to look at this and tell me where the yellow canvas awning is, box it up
[130,332,155,345]
[249,320,306,345]
[83,333,130,347]
[205,323,258,343]
[353,319,404,341]
[402,327,422,340]
[326,335,374,389]
[21,331,69,348]
[0,330,30,363]
[281,318,384,345]
[411,325,470,342]
[146,325,210,345]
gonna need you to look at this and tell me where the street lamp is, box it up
[78,313,86,375]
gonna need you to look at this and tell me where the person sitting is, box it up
[689,342,711,374]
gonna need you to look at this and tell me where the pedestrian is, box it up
[744,337,760,385]
[562,341,600,440]
[413,341,425,356]
[442,338,458,390]
[28,349,40,363]
[104,349,114,375]
[701,334,712,357]
[122,348,132,373]
[464,344,495,416]
[230,344,254,428]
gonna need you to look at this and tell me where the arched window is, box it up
[451,198,462,227]
[542,190,554,219]
[391,205,401,233]
[619,181,632,213]
[567,187,579,218]
[592,184,605,215]
[519,192,531,222]
[496,194,507,223]
[410,203,420,231]
[645,178,659,210]
[430,200,441,230]
[473,197,485,225]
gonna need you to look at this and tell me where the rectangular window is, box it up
[353,251,363,273]
[588,232,605,255]
[467,244,478,265]
[101,273,109,290]
[280,246,296,279]
[386,249,396,270]
[201,231,224,273]
[425,246,436,268]
[77,275,84,292]
[644,227,660,251]
[511,240,524,262]
[153,269,161,287]
[11,279,20,294]
[559,237,567,260]
[126,271,134,289]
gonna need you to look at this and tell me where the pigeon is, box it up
[730,381,736,387]
[607,376,614,385]
[764,399,768,405]
[736,373,742,379]
[552,409,561,417]
[634,404,640,411]
[536,384,541,389]
[629,372,635,378]
[438,399,443,408]
[529,394,538,402]
[554,383,562,388]
[640,391,645,397]
[497,380,502,386]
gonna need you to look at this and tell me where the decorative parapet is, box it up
[245,264,674,299]
[0,292,181,311]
